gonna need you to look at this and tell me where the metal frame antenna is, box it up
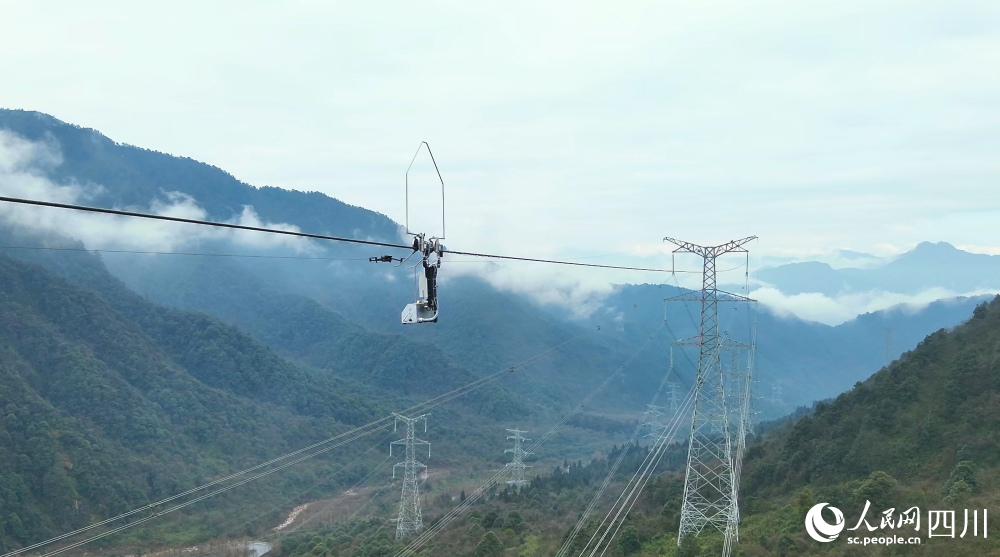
[662,235,756,557]
[397,142,447,324]
[504,429,532,488]
[390,413,431,539]
[405,141,446,240]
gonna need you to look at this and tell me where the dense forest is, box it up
[0,250,389,547]
[0,249,520,550]
[268,297,1000,556]
[2,110,999,556]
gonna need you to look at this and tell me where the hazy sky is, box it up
[3,1,1000,321]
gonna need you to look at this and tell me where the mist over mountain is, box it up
[757,241,1000,298]
[747,242,1000,326]
[3,109,1000,555]
[1,109,991,413]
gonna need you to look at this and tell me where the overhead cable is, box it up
[0,195,687,273]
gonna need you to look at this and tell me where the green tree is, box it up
[617,526,641,555]
[677,534,700,557]
[853,470,898,511]
[505,510,525,533]
[944,460,978,503]
[475,531,504,557]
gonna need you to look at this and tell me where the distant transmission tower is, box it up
[770,383,783,406]
[390,413,430,539]
[644,405,668,439]
[667,382,681,414]
[504,428,532,487]
[663,236,756,557]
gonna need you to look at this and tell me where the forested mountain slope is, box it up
[0,248,518,550]
[0,109,399,241]
[731,295,1000,557]
[1,109,992,415]
[0,251,371,547]
[319,296,1000,557]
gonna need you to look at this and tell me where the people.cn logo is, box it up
[805,503,846,542]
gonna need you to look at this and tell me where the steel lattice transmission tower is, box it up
[644,405,668,439]
[770,383,783,406]
[667,381,681,414]
[390,413,431,540]
[722,337,755,535]
[504,428,532,487]
[663,235,756,556]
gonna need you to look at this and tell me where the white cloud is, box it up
[3,1,1000,323]
[442,257,617,318]
[957,244,1000,256]
[3,0,998,268]
[752,285,999,326]
[0,131,317,254]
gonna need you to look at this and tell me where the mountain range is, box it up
[2,109,999,553]
[2,109,992,411]
[756,241,1000,297]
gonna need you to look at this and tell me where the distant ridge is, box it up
[0,108,401,242]
[758,241,1000,296]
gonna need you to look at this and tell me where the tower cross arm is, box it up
[709,236,757,256]
[662,236,757,257]
[663,237,708,256]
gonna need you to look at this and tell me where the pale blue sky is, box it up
[3,0,999,321]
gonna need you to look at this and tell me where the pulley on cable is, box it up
[392,141,446,324]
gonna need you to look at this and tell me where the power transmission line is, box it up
[0,195,693,274]
[36,424,390,557]
[395,326,663,557]
[569,323,700,557]
[8,328,596,557]
[0,245,370,261]
[555,354,694,557]
[576,388,696,557]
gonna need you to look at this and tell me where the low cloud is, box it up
[752,285,1000,326]
[444,258,617,318]
[0,131,317,254]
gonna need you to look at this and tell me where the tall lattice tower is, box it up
[504,428,531,487]
[723,339,755,537]
[667,382,681,415]
[770,383,783,406]
[644,405,668,439]
[663,236,755,556]
[390,413,430,539]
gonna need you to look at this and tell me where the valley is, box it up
[0,110,998,557]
